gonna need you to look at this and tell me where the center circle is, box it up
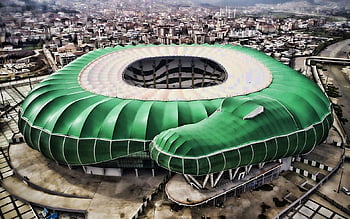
[122,56,227,89]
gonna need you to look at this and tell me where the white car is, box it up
[341,187,350,196]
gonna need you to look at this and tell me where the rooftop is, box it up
[79,45,272,101]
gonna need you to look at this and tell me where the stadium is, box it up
[18,44,332,205]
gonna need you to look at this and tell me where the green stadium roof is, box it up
[18,44,332,175]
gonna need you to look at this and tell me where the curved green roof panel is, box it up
[18,44,332,175]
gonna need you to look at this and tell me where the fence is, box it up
[273,149,345,219]
[293,157,333,172]
[131,174,171,219]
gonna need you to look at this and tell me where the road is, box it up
[319,39,350,142]
[43,47,58,72]
[320,39,350,59]
[16,49,41,62]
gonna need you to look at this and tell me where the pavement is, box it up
[140,171,307,219]
[86,175,163,219]
[10,143,102,198]
[299,143,350,217]
[319,39,350,142]
[309,39,350,217]
[166,162,281,206]
[0,40,348,219]
[302,143,343,168]
[309,194,348,218]
[286,199,347,219]
[0,186,36,219]
[7,143,167,218]
[1,176,91,213]
[158,40,350,218]
[289,39,350,219]
[43,47,58,72]
[317,160,350,211]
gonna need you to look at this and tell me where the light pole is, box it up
[0,87,4,104]
[28,77,32,90]
[337,159,344,193]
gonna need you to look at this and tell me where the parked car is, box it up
[341,187,350,196]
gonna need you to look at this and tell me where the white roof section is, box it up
[243,105,264,120]
[79,46,272,101]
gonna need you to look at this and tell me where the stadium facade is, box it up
[18,44,332,197]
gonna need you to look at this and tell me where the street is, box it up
[320,39,350,140]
